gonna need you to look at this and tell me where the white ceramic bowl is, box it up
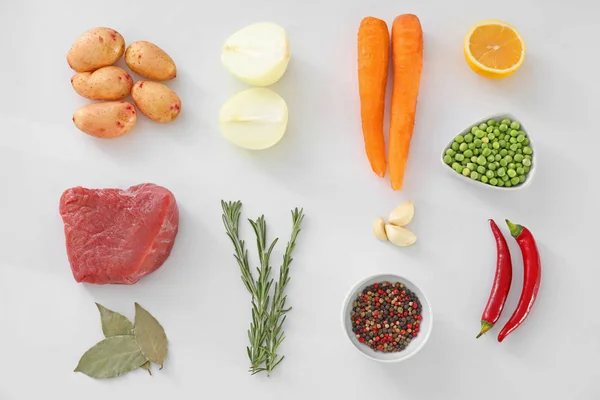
[441,113,536,190]
[341,273,433,363]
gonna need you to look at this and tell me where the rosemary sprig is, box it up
[221,200,304,376]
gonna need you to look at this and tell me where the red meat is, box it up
[59,183,179,284]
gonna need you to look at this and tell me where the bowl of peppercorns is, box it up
[342,274,432,363]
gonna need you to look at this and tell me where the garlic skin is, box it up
[384,224,417,247]
[388,201,415,227]
[372,217,388,241]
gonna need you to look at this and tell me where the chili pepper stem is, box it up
[476,321,494,338]
[505,219,523,238]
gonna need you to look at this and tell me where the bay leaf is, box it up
[74,335,147,379]
[140,361,152,376]
[96,303,133,337]
[134,303,168,368]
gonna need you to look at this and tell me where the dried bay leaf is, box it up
[74,335,147,379]
[96,303,133,337]
[134,303,168,368]
[140,361,152,376]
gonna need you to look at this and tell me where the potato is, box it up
[72,101,137,138]
[67,27,125,72]
[71,66,133,100]
[131,81,181,123]
[125,41,176,80]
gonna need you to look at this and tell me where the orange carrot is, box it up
[389,14,423,191]
[358,17,389,178]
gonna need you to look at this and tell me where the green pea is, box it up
[462,159,468,166]
[467,163,477,171]
[488,133,496,141]
[480,175,489,183]
[499,123,508,132]
[498,140,506,148]
[452,142,460,151]
[468,143,476,150]
[475,130,485,139]
[482,144,490,150]
[474,139,482,148]
[452,162,460,170]
[459,143,468,152]
[508,163,516,170]
[462,167,471,176]
[516,143,523,149]
[443,155,452,164]
[479,123,488,130]
[455,135,465,143]
[525,155,532,160]
[522,158,531,167]
[523,146,533,155]
[499,149,508,157]
[522,138,530,146]
[519,175,526,183]
[486,170,495,179]
[516,163,523,169]
[516,134,525,143]
[497,168,506,177]
[504,180,512,188]
[490,178,498,186]
[487,155,495,162]
[513,154,524,163]
[502,175,509,182]
[507,169,517,178]
[481,137,489,144]
[509,137,517,144]
[516,149,523,154]
[501,119,511,125]
[488,162,497,171]
[471,156,478,163]
[470,126,478,134]
[493,128,501,136]
[446,149,456,156]
[504,155,512,162]
[492,142,500,150]
[476,166,485,174]
[491,149,498,155]
[481,148,491,157]
[473,149,480,156]
[497,179,504,187]
[510,144,519,152]
[495,154,502,161]
[463,149,473,158]
[486,126,494,133]
[455,154,464,161]
[477,155,487,165]
[465,134,474,143]
[510,129,519,137]
[470,171,479,180]
[510,121,520,130]
[499,159,508,167]
[524,166,530,173]
[456,165,464,174]
[516,167,525,175]
[511,176,520,185]
[508,151,515,157]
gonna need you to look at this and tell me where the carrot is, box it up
[358,17,389,178]
[389,14,423,191]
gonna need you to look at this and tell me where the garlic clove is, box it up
[388,201,415,227]
[384,224,417,247]
[372,217,388,241]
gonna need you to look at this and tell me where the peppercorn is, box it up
[351,281,423,353]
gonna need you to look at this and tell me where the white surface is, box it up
[341,273,433,363]
[0,0,598,398]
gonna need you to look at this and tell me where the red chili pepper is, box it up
[497,220,541,342]
[477,219,513,338]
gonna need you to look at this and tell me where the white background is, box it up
[0,0,598,398]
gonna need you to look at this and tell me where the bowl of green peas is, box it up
[441,114,535,189]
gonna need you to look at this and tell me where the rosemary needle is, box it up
[221,200,304,376]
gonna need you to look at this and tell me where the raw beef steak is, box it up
[59,183,179,284]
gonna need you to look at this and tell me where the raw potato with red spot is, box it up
[71,66,133,100]
[132,81,181,123]
[73,101,137,138]
[67,27,125,72]
[125,41,177,81]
